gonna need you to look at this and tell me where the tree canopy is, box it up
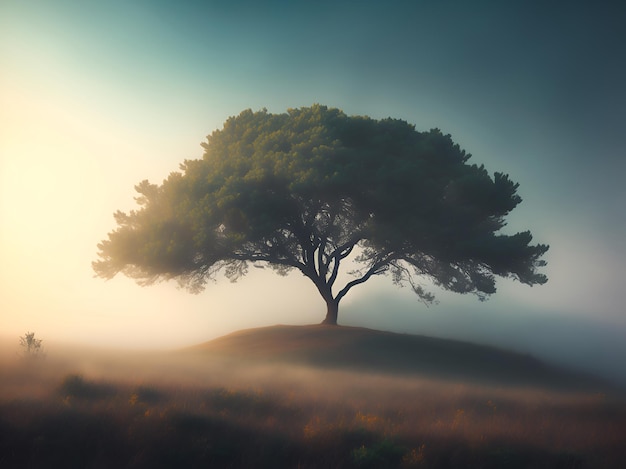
[93,105,548,325]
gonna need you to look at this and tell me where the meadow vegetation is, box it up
[1,327,625,468]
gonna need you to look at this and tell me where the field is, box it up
[1,326,625,468]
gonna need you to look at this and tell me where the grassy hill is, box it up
[2,324,625,468]
[190,324,614,392]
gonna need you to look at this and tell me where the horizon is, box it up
[3,311,626,389]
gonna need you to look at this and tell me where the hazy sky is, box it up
[1,1,625,381]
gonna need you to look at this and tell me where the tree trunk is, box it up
[321,298,339,325]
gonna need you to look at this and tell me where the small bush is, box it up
[351,439,406,468]
[129,385,163,405]
[19,331,45,360]
[58,374,114,400]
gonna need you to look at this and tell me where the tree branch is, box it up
[335,258,390,303]
[231,251,304,271]
[327,254,341,288]
[317,238,327,279]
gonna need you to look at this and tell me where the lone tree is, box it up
[94,105,548,325]
[19,331,44,360]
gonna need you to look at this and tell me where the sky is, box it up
[1,1,625,383]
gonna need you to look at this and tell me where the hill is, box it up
[188,324,614,392]
[3,325,624,468]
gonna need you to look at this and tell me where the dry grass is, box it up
[1,328,625,468]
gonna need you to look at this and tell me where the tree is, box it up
[93,105,548,325]
[19,331,45,360]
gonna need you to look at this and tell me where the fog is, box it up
[2,315,624,398]
[3,285,625,392]
[0,337,621,416]
[2,326,625,468]
[342,293,626,389]
[3,1,625,395]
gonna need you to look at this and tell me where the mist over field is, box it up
[2,326,626,468]
[3,297,625,390]
[341,296,626,388]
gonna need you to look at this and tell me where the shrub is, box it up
[129,385,163,405]
[58,374,114,400]
[19,331,45,360]
[351,439,406,468]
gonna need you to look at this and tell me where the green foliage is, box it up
[351,439,406,468]
[94,105,549,323]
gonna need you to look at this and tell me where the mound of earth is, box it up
[188,325,612,391]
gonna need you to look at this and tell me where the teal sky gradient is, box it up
[2,1,625,382]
